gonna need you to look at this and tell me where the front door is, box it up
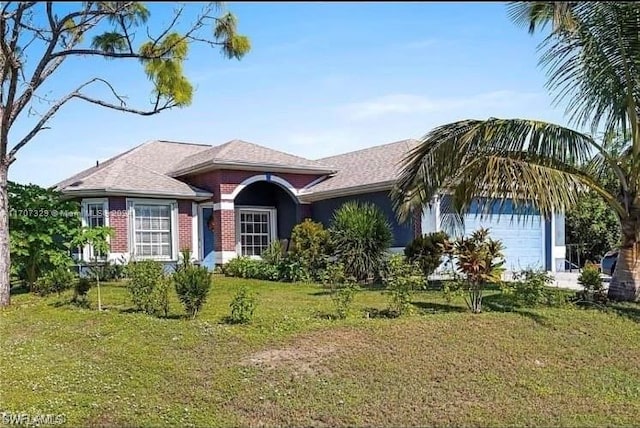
[201,207,215,271]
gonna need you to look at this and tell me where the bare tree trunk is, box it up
[608,216,640,302]
[0,160,10,307]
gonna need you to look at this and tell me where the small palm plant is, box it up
[446,228,505,313]
[330,201,393,283]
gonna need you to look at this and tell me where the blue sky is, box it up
[9,2,572,187]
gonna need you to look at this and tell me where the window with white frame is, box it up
[133,204,173,259]
[80,199,108,260]
[237,209,276,256]
[85,203,105,228]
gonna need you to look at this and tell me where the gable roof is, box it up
[170,139,336,176]
[301,139,419,201]
[54,140,213,199]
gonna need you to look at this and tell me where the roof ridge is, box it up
[316,138,418,161]
[211,140,237,160]
[52,140,151,189]
[154,139,213,148]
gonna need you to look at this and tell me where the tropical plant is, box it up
[0,3,251,308]
[404,232,449,278]
[8,181,80,289]
[445,228,505,313]
[173,264,212,318]
[330,201,393,283]
[393,2,640,302]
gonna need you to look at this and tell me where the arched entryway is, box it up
[233,180,300,256]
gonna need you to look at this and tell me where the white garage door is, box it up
[463,214,544,272]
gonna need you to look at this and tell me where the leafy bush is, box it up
[330,283,358,319]
[8,181,81,289]
[383,254,423,316]
[173,264,212,318]
[405,232,449,278]
[229,287,257,324]
[126,260,170,316]
[290,219,332,279]
[276,252,311,282]
[577,262,607,303]
[33,266,77,296]
[222,257,280,281]
[506,268,557,307]
[330,201,393,283]
[72,277,92,307]
[86,259,127,282]
[318,262,347,288]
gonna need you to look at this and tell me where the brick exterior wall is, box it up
[182,169,327,254]
[178,200,193,252]
[412,207,422,238]
[108,197,128,253]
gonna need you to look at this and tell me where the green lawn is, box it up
[2,277,640,427]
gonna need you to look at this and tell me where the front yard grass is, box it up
[2,277,640,427]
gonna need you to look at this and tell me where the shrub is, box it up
[405,232,449,278]
[318,262,347,288]
[173,264,212,318]
[383,254,423,316]
[578,262,606,303]
[229,287,257,324]
[72,277,92,307]
[506,268,557,307]
[330,201,393,283]
[34,266,76,296]
[222,257,280,281]
[126,260,170,316]
[276,252,311,282]
[86,259,127,282]
[290,219,332,279]
[330,283,358,319]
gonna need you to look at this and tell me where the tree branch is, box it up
[7,77,176,163]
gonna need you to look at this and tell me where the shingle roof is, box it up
[55,138,420,201]
[302,139,419,197]
[170,139,335,176]
[54,140,213,198]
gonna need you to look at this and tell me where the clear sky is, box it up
[9,1,572,187]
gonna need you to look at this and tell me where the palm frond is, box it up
[507,1,579,34]
[537,2,640,139]
[392,118,624,222]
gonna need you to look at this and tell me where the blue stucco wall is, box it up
[310,191,414,247]
[235,181,299,240]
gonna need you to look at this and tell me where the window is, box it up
[133,204,173,259]
[86,203,105,228]
[238,209,275,256]
[80,199,108,261]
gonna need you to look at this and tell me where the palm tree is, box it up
[392,2,640,301]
